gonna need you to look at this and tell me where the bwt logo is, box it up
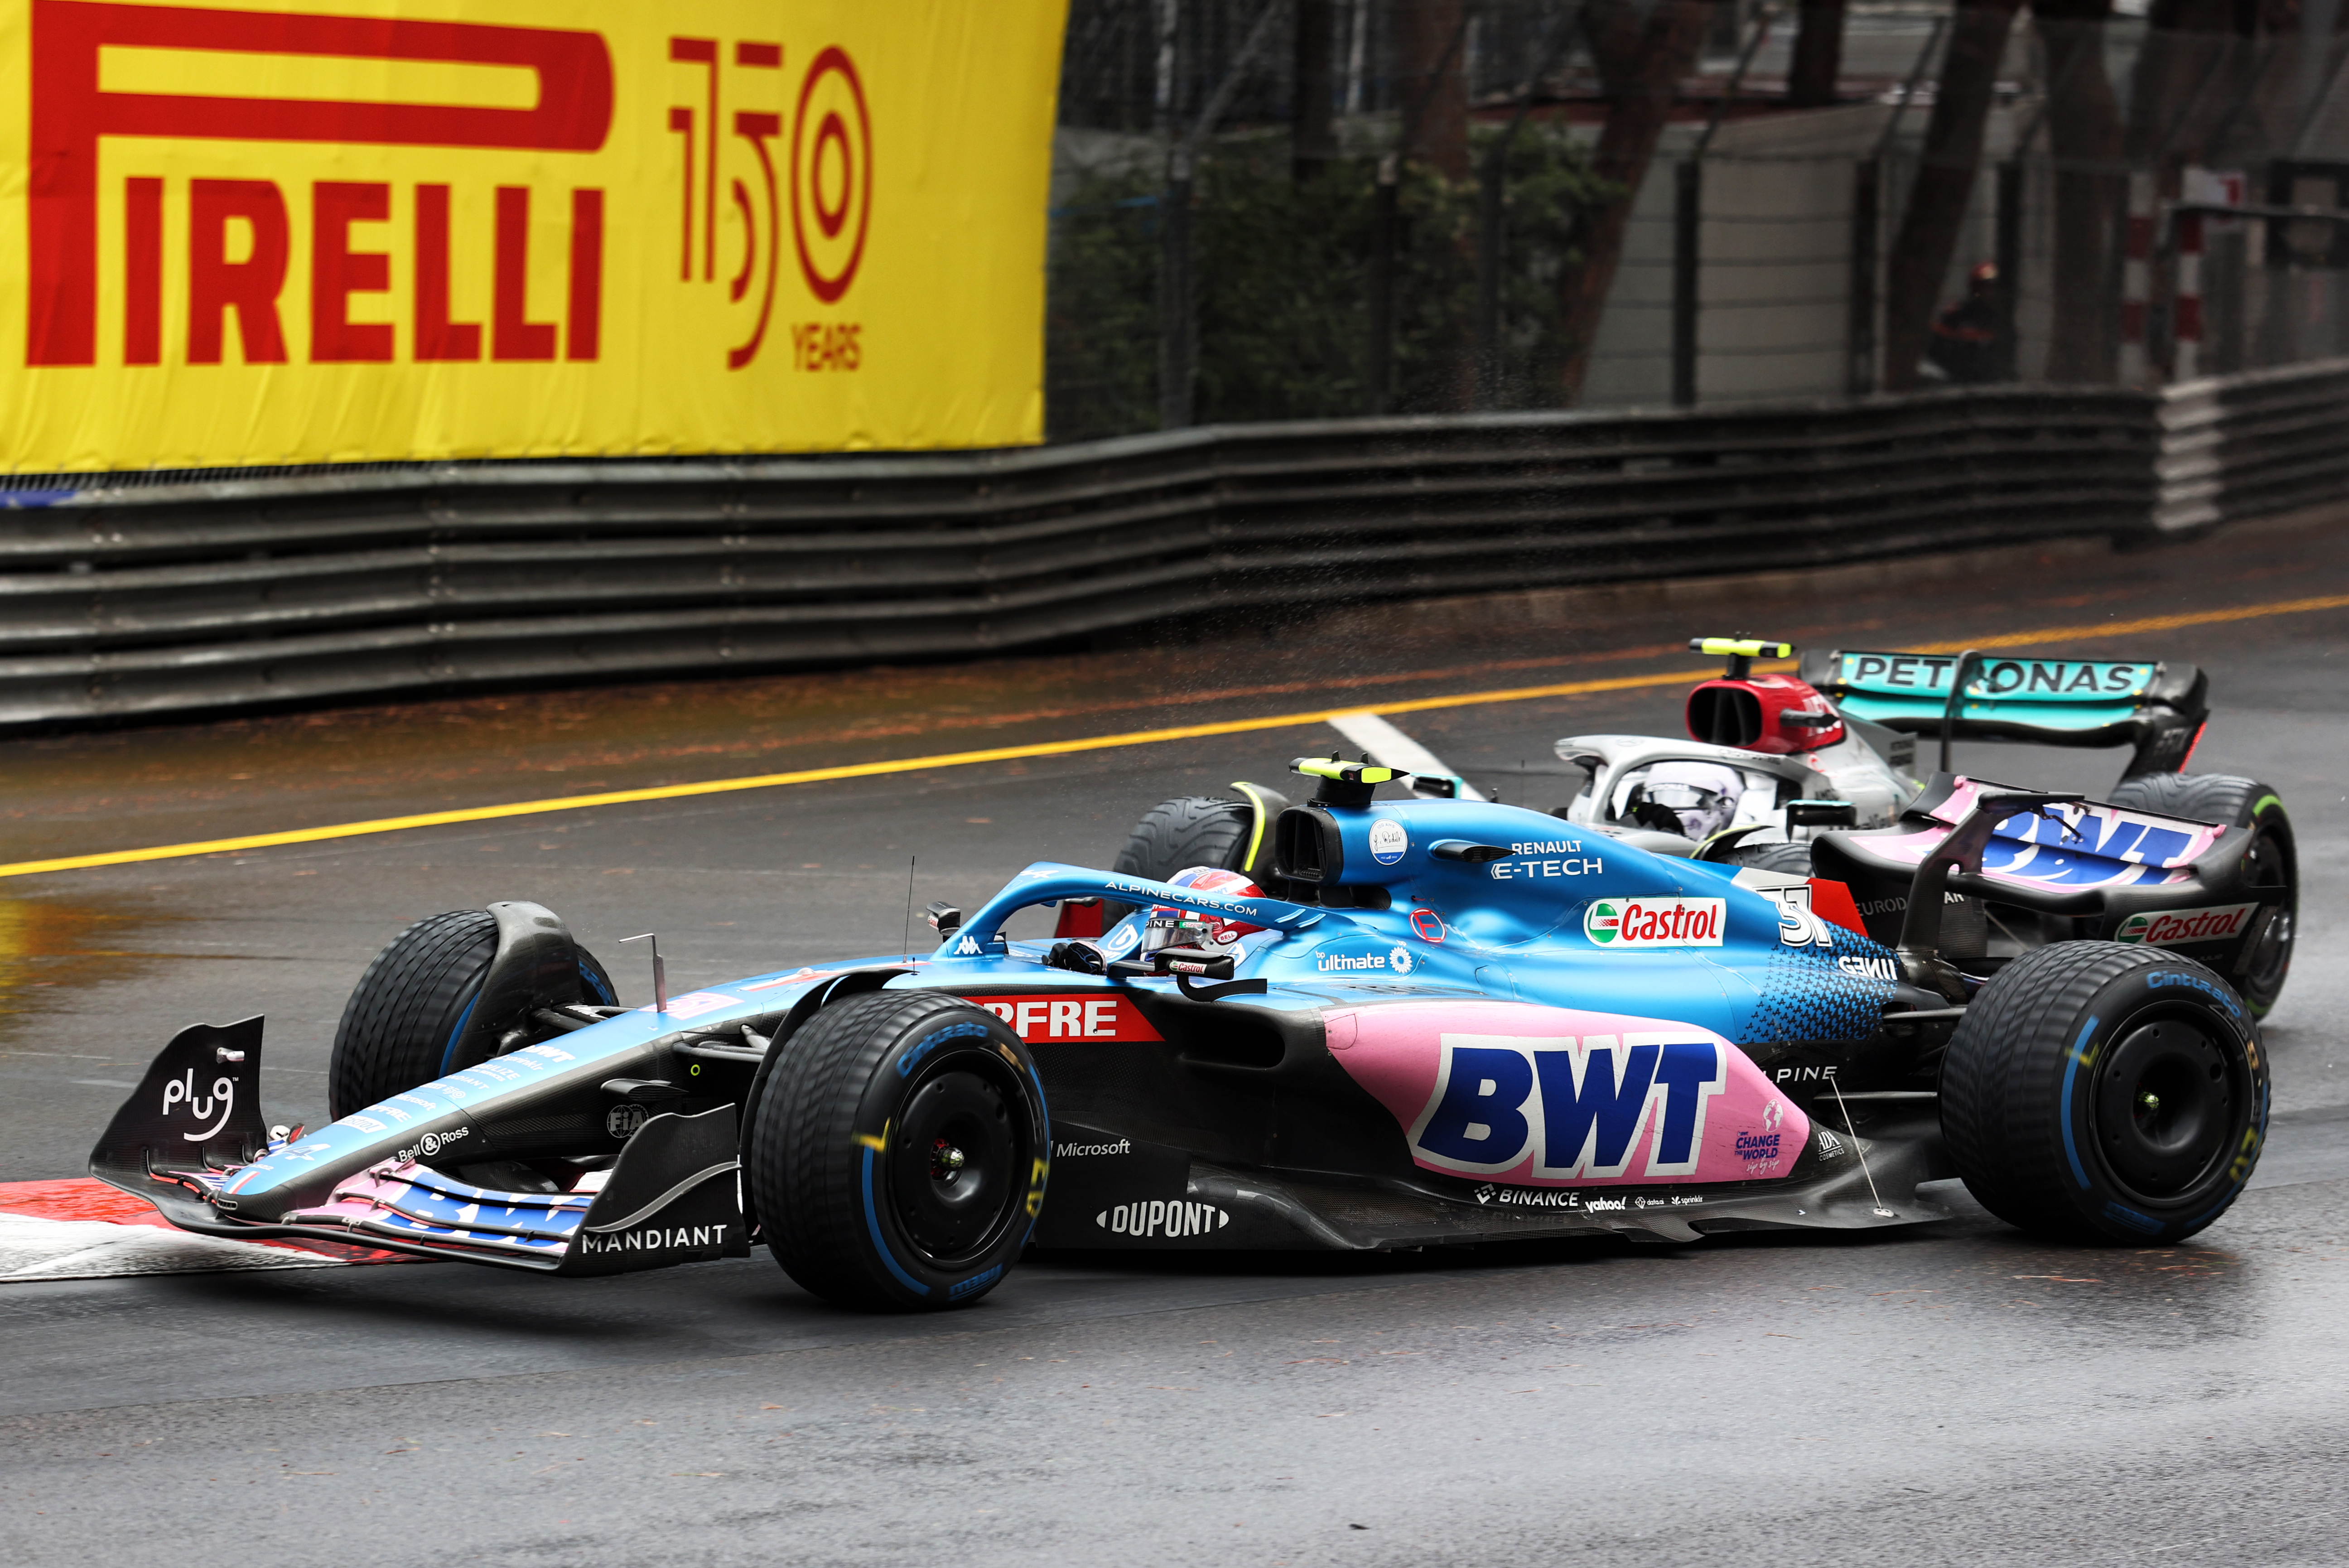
[1407,1033,1727,1180]
[27,2,868,371]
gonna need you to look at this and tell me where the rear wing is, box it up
[1799,647,2207,778]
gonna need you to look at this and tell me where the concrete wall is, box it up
[1578,102,2021,408]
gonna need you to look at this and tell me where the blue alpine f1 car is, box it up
[93,756,2271,1311]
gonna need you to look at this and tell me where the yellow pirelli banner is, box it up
[0,0,1067,470]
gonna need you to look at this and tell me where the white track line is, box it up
[1325,712,1487,800]
[0,1212,343,1282]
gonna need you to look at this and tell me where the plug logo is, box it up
[161,1068,236,1142]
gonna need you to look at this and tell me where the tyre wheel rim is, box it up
[887,1057,1029,1269]
[2091,1013,2242,1201]
[2238,825,2294,1000]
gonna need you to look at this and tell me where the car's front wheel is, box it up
[329,909,618,1118]
[1940,942,2266,1245]
[747,990,1047,1312]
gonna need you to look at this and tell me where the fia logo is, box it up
[161,1068,236,1143]
[607,1103,649,1140]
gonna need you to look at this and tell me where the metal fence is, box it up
[1047,0,2349,439]
[9,357,2345,729]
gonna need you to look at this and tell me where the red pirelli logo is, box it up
[29,0,613,367]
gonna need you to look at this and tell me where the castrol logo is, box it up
[2115,904,2258,947]
[1582,897,1726,949]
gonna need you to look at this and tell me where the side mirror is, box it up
[1785,799,1858,828]
[925,901,962,936]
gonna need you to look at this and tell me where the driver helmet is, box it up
[1621,760,1746,841]
[1143,865,1267,952]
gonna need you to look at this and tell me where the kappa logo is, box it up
[160,1068,236,1143]
[1582,897,1725,948]
[1408,1033,1727,1178]
[2115,904,2258,947]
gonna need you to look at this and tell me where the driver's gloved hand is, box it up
[1046,941,1106,975]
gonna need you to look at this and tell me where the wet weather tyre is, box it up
[2106,772,2296,1014]
[748,990,1047,1312]
[1940,942,2267,1246]
[328,910,618,1118]
[1727,841,1815,874]
[1104,795,1257,925]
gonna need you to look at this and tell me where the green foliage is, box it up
[1045,126,1612,442]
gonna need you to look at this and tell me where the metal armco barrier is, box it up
[0,362,2338,729]
[2152,358,2349,534]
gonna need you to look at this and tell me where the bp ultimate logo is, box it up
[1406,1033,1726,1179]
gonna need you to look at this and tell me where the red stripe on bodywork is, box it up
[0,1177,416,1263]
[1808,878,1870,938]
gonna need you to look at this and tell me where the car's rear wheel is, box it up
[2106,772,2296,1014]
[1726,839,1815,874]
[747,990,1047,1312]
[1941,942,2266,1245]
[1105,794,1259,926]
[328,909,618,1118]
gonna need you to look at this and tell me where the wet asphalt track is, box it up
[4,515,2349,1566]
